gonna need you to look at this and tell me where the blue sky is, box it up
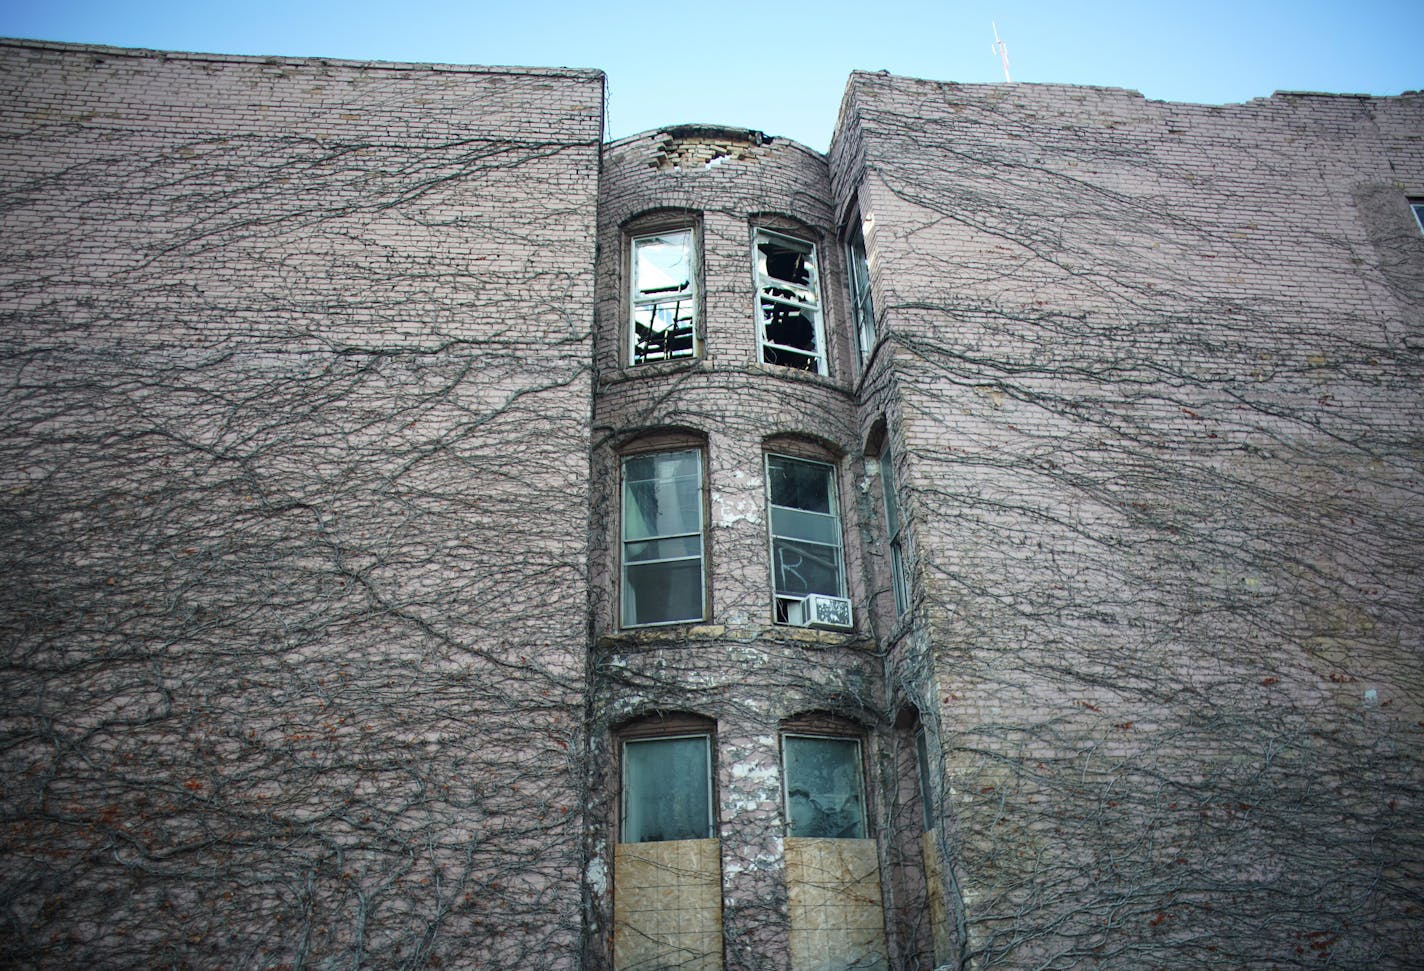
[2,1,1419,150]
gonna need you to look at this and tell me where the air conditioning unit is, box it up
[785,594,853,631]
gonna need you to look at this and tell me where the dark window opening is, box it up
[755,229,825,373]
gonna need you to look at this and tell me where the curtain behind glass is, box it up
[623,735,712,843]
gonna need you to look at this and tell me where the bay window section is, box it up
[622,449,705,627]
[630,229,697,365]
[767,454,845,624]
[755,230,826,373]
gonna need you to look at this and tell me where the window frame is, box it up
[620,447,707,628]
[764,452,847,624]
[1412,200,1424,236]
[879,445,910,617]
[628,227,699,366]
[845,217,876,370]
[620,731,716,844]
[781,731,870,840]
[753,227,828,374]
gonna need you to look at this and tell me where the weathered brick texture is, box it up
[835,73,1424,967]
[4,36,1422,971]
[0,40,602,970]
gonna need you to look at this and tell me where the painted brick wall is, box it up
[6,36,1421,969]
[0,40,602,969]
[836,74,1424,967]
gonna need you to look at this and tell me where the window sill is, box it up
[599,357,702,388]
[597,622,874,652]
[745,360,851,393]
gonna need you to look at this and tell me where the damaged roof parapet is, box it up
[644,124,774,171]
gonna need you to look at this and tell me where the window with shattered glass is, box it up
[622,734,714,843]
[782,734,867,839]
[630,230,697,365]
[755,229,825,373]
[766,453,845,623]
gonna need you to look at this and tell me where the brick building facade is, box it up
[2,38,1421,969]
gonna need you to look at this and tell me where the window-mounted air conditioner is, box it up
[785,594,853,631]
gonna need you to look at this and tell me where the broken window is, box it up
[630,230,697,365]
[622,449,706,627]
[879,445,909,616]
[766,454,845,623]
[782,733,868,839]
[846,219,876,368]
[755,229,826,373]
[622,733,714,843]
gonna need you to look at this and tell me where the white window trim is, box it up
[629,229,699,366]
[620,449,707,628]
[765,452,846,623]
[754,228,828,374]
[1412,200,1424,236]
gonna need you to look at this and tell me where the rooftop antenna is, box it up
[992,22,1012,82]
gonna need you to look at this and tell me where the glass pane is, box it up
[625,449,700,483]
[632,298,696,363]
[624,735,712,843]
[624,535,702,563]
[624,451,702,541]
[624,478,701,540]
[772,537,841,597]
[757,234,817,294]
[848,230,875,361]
[759,299,819,354]
[890,539,909,615]
[784,735,866,839]
[768,456,833,514]
[633,232,692,299]
[623,558,703,626]
[770,505,841,546]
